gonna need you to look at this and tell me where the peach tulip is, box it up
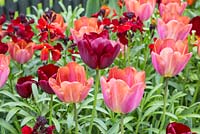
[125,0,156,21]
[49,62,94,103]
[8,39,34,64]
[151,39,192,77]
[161,0,181,5]
[71,17,103,42]
[100,67,145,114]
[157,19,192,40]
[0,54,10,88]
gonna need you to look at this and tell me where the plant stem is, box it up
[73,103,78,134]
[159,77,169,131]
[88,69,100,134]
[49,95,53,125]
[121,114,124,134]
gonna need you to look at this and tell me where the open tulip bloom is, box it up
[49,62,94,103]
[151,39,192,77]
[0,54,10,88]
[101,66,146,114]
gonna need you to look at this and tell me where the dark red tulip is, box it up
[37,64,59,94]
[77,31,120,69]
[0,42,8,54]
[190,16,200,36]
[16,76,36,98]
[166,122,192,134]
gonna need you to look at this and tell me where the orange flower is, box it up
[187,0,196,5]
[70,17,103,42]
[151,39,192,77]
[49,62,94,103]
[8,39,34,64]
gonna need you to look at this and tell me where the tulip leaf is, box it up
[0,119,18,134]
[20,116,34,127]
[94,118,107,131]
[52,117,61,132]
[6,107,20,122]
[0,91,19,102]
[32,84,39,100]
[106,122,119,134]
[85,0,100,17]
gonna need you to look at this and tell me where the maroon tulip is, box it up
[166,122,192,134]
[0,42,8,54]
[189,16,200,36]
[77,31,120,69]
[16,76,36,98]
[37,64,59,94]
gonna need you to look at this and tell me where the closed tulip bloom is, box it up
[0,54,10,88]
[157,19,192,40]
[151,39,192,77]
[71,16,103,42]
[49,62,94,103]
[100,67,145,114]
[166,122,192,134]
[16,76,36,98]
[8,39,34,64]
[37,64,59,94]
[77,31,120,69]
[125,0,156,21]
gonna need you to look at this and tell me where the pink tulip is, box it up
[157,19,192,40]
[100,67,145,114]
[0,54,10,88]
[49,62,94,103]
[125,0,156,21]
[8,39,34,64]
[151,39,192,77]
[161,0,181,5]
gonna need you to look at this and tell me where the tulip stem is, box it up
[88,69,100,134]
[73,103,78,134]
[120,114,124,134]
[49,95,53,125]
[160,77,169,131]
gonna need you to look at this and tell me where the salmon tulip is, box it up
[125,0,156,21]
[70,16,103,42]
[161,0,181,5]
[0,54,10,88]
[49,62,94,103]
[8,39,34,64]
[151,39,192,77]
[100,67,145,114]
[77,31,120,69]
[157,19,192,40]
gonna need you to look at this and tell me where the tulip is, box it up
[190,16,200,37]
[37,64,59,94]
[8,39,34,64]
[151,39,192,77]
[77,31,120,69]
[166,122,192,134]
[0,42,8,54]
[16,76,36,98]
[49,62,93,103]
[124,0,156,21]
[157,19,192,40]
[100,66,145,114]
[70,16,103,42]
[0,54,10,88]
[161,0,181,5]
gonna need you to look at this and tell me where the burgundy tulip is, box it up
[16,76,36,98]
[37,64,59,94]
[0,42,8,54]
[77,31,120,69]
[166,122,193,134]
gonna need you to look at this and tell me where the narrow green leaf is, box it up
[6,107,20,122]
[0,119,18,134]
[85,0,100,17]
[106,122,119,134]
[52,118,61,132]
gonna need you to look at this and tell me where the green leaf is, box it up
[0,91,19,102]
[94,118,107,130]
[6,107,20,122]
[52,117,61,132]
[85,0,100,17]
[0,119,18,134]
[21,116,34,126]
[106,122,119,134]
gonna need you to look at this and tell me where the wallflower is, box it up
[151,39,192,77]
[100,66,145,114]
[49,62,94,103]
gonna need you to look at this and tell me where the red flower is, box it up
[166,122,193,134]
[37,64,59,94]
[0,41,8,54]
[16,76,36,98]
[22,125,33,134]
[34,43,62,61]
[190,16,200,37]
[77,31,120,69]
